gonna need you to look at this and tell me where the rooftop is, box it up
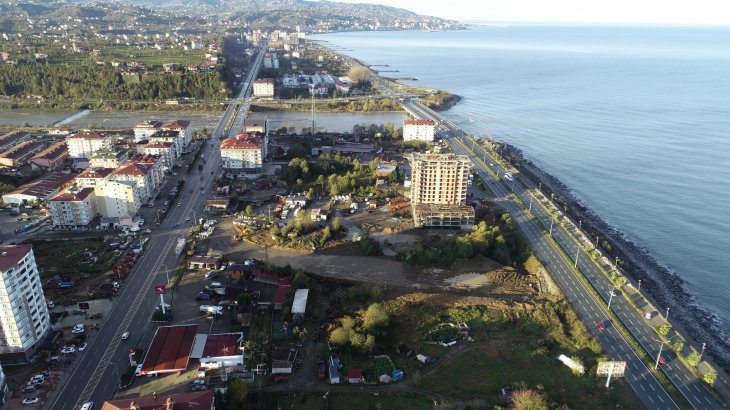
[0,244,32,273]
[77,167,114,179]
[0,130,30,146]
[134,120,162,129]
[141,325,198,375]
[405,119,436,126]
[254,78,274,84]
[143,142,173,149]
[49,187,95,202]
[67,132,108,140]
[0,140,45,160]
[202,333,241,357]
[161,119,191,129]
[31,140,68,161]
[5,172,77,198]
[220,133,263,150]
[112,162,150,177]
[291,289,309,314]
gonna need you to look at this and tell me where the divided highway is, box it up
[396,93,722,409]
[45,47,265,410]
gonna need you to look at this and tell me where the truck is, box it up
[174,238,186,255]
[58,281,77,288]
[199,305,223,315]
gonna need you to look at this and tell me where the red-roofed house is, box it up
[111,162,154,202]
[139,325,198,376]
[189,332,244,370]
[133,120,162,142]
[220,132,267,179]
[403,118,436,142]
[101,390,213,410]
[188,255,222,270]
[48,187,98,229]
[251,269,287,285]
[66,132,112,159]
[272,278,291,310]
[30,140,69,171]
[128,154,164,191]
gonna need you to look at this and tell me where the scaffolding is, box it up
[412,203,475,229]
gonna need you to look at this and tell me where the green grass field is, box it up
[26,238,119,278]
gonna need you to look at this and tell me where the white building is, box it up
[141,142,174,171]
[133,120,162,143]
[74,168,113,188]
[65,132,112,159]
[161,120,192,150]
[220,132,267,179]
[48,187,98,230]
[253,79,275,98]
[94,180,141,218]
[0,245,51,364]
[403,119,436,142]
[110,162,154,203]
[89,148,127,169]
[190,333,244,370]
[149,131,181,160]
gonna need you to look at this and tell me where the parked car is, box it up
[22,385,36,393]
[195,292,211,301]
[22,397,39,405]
[81,402,94,410]
[61,346,75,354]
[273,375,289,383]
[121,331,129,340]
[78,342,88,351]
[135,364,143,376]
[72,309,85,315]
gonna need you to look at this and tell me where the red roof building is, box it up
[347,368,364,383]
[101,390,213,410]
[0,244,32,273]
[49,187,94,202]
[139,325,198,376]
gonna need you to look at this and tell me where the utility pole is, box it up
[655,342,664,369]
[637,279,642,293]
[607,289,616,311]
[665,307,670,322]
[700,342,707,361]
[529,196,533,212]
[549,219,554,236]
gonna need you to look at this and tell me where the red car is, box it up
[596,321,606,331]
[273,375,289,383]
[658,356,667,365]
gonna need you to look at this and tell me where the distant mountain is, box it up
[0,0,464,32]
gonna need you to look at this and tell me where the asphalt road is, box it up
[44,47,265,410]
[397,95,722,409]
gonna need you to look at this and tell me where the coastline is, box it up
[501,143,730,373]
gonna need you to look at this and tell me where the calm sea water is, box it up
[314,26,730,334]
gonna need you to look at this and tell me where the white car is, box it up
[61,346,75,354]
[185,217,191,222]
[81,402,94,410]
[78,342,88,351]
[121,331,129,340]
[135,364,143,376]
[71,327,85,334]
[22,397,39,405]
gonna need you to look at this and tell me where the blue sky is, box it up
[329,0,730,25]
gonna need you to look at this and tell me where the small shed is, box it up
[291,289,309,322]
[347,368,364,384]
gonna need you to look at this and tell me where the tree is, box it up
[658,323,671,337]
[331,217,342,232]
[347,66,370,82]
[329,327,351,346]
[703,370,718,385]
[511,389,549,410]
[672,339,684,354]
[225,379,248,409]
[286,143,309,159]
[244,204,254,217]
[687,351,701,366]
[362,303,389,331]
[524,255,543,275]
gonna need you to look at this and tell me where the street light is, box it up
[637,279,642,293]
[607,289,617,311]
[655,342,664,369]
[700,342,707,361]
[574,245,580,268]
[665,307,670,322]
[161,264,169,285]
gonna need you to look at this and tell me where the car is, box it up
[177,203,182,207]
[273,375,289,383]
[182,194,187,198]
[658,356,667,365]
[195,292,211,301]
[144,229,152,234]
[645,311,654,320]
[191,384,206,391]
[163,201,169,206]
[78,342,88,351]
[204,270,217,279]
[22,397,39,405]
[31,378,44,386]
[72,309,85,316]
[81,402,94,410]
[72,327,85,334]
[121,331,129,340]
[22,385,37,393]
[190,379,206,386]
[596,321,606,331]
[185,217,191,222]
[135,364,143,376]
[61,346,75,354]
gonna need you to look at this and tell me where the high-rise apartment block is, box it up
[0,245,51,364]
[409,153,474,229]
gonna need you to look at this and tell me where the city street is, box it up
[43,47,265,410]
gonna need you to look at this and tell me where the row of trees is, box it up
[0,63,228,100]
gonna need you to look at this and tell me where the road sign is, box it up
[154,284,167,295]
[597,361,626,377]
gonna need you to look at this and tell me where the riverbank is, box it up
[499,142,730,373]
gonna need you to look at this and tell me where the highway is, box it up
[381,82,723,408]
[44,46,265,410]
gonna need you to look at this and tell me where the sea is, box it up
[313,25,730,342]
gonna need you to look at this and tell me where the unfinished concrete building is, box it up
[408,153,475,229]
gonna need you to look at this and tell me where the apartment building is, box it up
[409,153,474,229]
[0,140,46,168]
[0,245,51,364]
[161,120,192,150]
[253,79,275,98]
[89,148,128,169]
[94,180,141,218]
[30,140,69,171]
[149,130,182,160]
[220,132,267,179]
[48,187,98,230]
[133,120,162,143]
[128,155,164,194]
[66,132,112,159]
[75,167,113,188]
[141,142,174,171]
[403,119,436,142]
[110,162,154,202]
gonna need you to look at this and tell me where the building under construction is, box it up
[408,153,474,229]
